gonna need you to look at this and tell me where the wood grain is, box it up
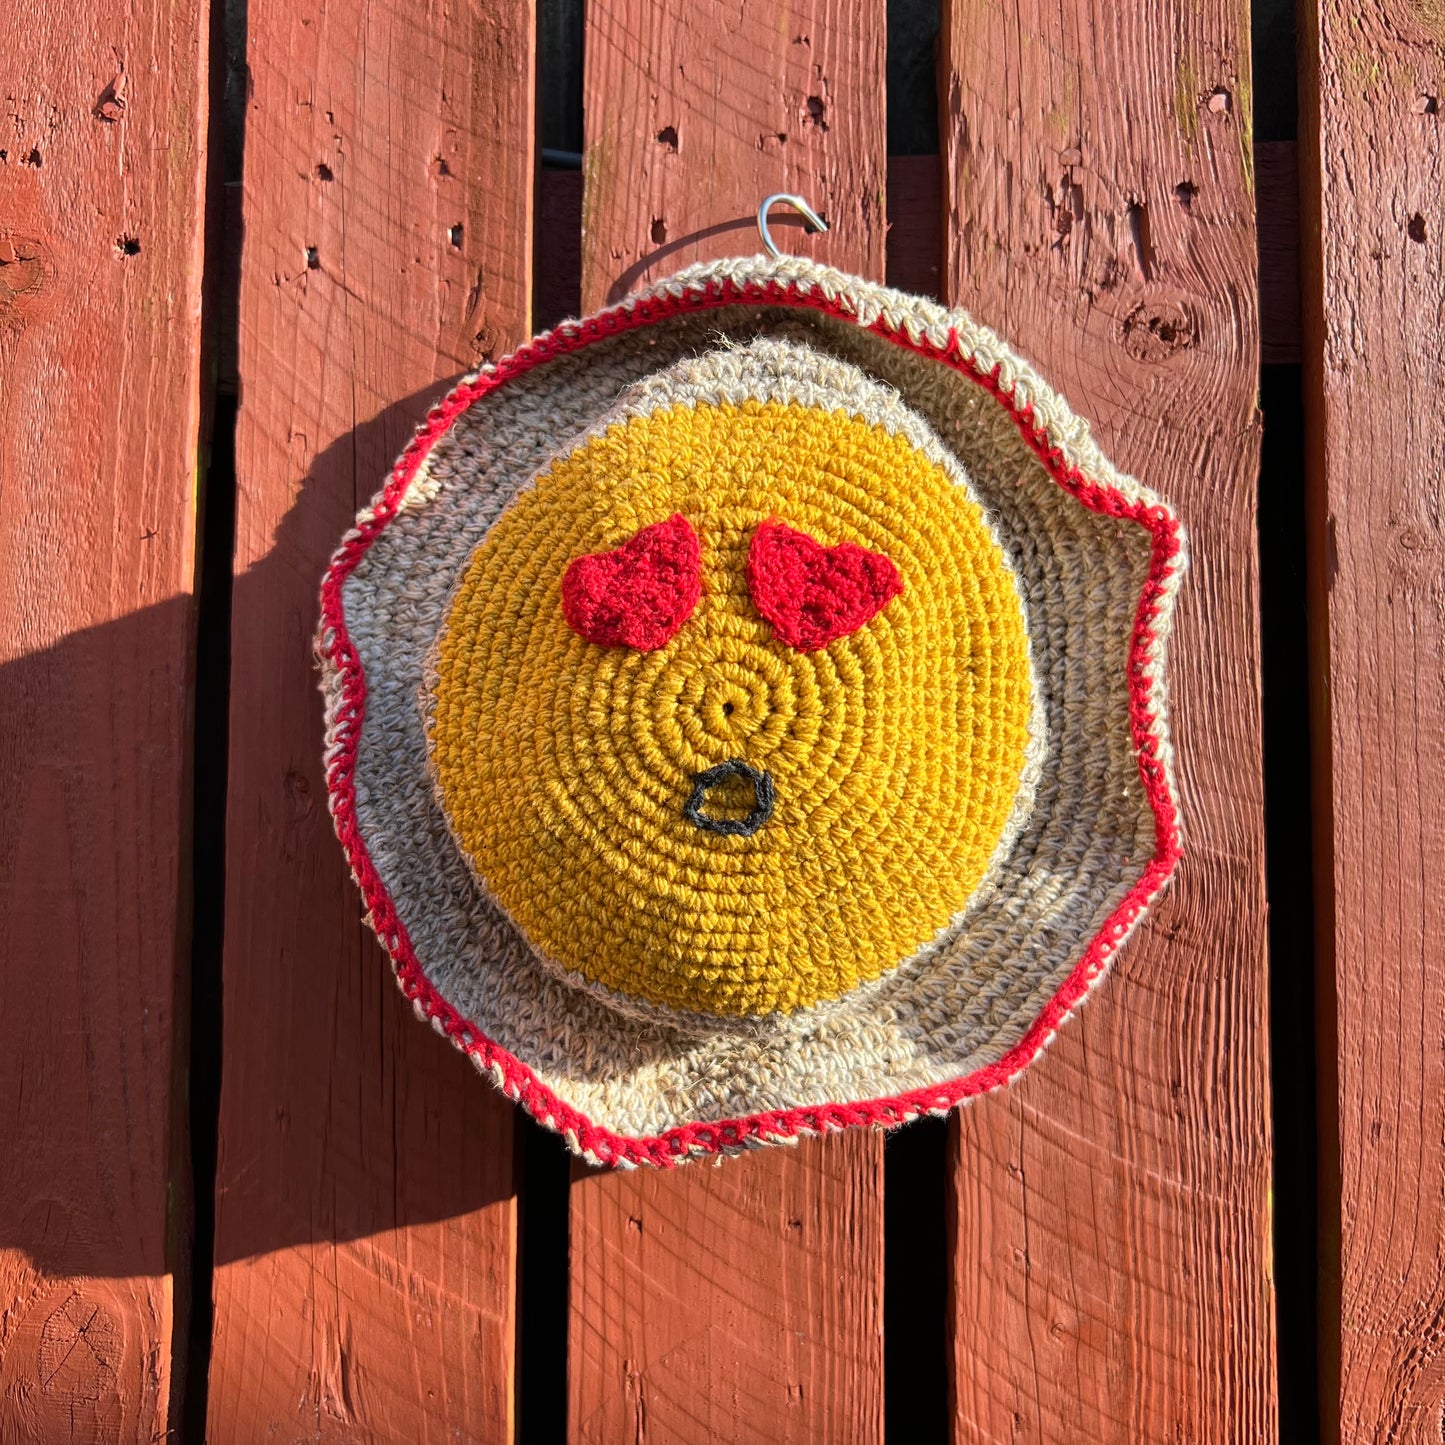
[939,1,1276,1439]
[204,0,535,1437]
[1299,2,1445,1438]
[579,0,886,306]
[1256,140,1301,365]
[0,6,209,1439]
[570,1144,885,1443]
[886,152,943,299]
[568,4,887,1441]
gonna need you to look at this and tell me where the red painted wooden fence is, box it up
[205,0,534,1434]
[939,2,1274,1437]
[0,0,1437,1439]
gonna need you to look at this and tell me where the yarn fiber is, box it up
[560,513,702,651]
[317,256,1185,1166]
[746,518,903,653]
[427,398,1034,1019]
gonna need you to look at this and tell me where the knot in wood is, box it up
[1119,300,1196,363]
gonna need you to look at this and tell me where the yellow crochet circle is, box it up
[428,399,1033,1018]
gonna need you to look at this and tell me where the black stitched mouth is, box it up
[684,758,775,837]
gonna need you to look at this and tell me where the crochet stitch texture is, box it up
[746,518,903,653]
[317,255,1186,1167]
[560,513,702,651]
[427,398,1034,1019]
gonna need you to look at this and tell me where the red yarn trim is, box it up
[561,513,702,651]
[318,273,1185,1168]
[747,519,902,652]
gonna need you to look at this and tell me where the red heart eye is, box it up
[561,514,702,650]
[747,520,902,652]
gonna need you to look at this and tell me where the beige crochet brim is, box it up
[318,256,1185,1168]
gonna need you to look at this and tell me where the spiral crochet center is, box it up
[427,398,1035,1018]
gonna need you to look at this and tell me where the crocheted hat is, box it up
[318,256,1185,1167]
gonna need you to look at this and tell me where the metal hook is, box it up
[756,193,828,259]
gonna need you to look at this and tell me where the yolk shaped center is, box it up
[428,399,1035,1019]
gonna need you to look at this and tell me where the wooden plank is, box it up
[579,0,887,301]
[1299,3,1445,1438]
[0,10,208,1441]
[571,1145,885,1442]
[537,167,583,331]
[1256,140,1301,365]
[893,143,1301,362]
[886,152,943,299]
[568,4,887,1441]
[938,3,1276,1439]
[205,1,535,1438]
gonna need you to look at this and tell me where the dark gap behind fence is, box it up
[181,0,248,1433]
[1252,0,1318,1437]
[181,394,235,1445]
[883,4,952,1444]
[514,4,584,1443]
[1258,362,1317,1445]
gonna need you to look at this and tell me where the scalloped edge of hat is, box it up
[316,257,1186,1169]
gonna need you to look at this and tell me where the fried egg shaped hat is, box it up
[318,256,1186,1167]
